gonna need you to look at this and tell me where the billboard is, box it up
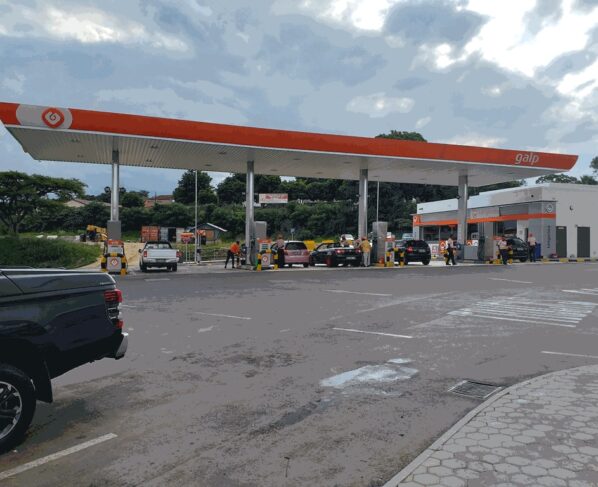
[259,193,288,204]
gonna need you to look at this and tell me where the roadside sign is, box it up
[258,193,288,204]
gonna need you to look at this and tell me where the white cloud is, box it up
[0,5,188,52]
[557,57,598,100]
[415,116,431,129]
[2,73,25,94]
[347,92,414,118]
[439,132,507,148]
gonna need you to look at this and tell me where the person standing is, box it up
[225,240,240,269]
[445,235,457,266]
[527,233,537,262]
[276,234,286,268]
[498,236,509,265]
[360,236,371,267]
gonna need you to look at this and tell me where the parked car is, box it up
[506,237,529,262]
[310,242,362,267]
[394,239,431,265]
[139,241,180,272]
[271,241,310,268]
[0,267,128,451]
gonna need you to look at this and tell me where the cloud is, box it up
[347,92,414,118]
[439,132,507,148]
[2,73,25,94]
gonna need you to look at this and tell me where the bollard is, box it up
[256,253,262,271]
[508,248,513,265]
[100,255,107,272]
[273,252,278,270]
[400,250,405,267]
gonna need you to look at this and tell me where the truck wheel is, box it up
[0,364,36,452]
[140,264,147,272]
[172,264,178,272]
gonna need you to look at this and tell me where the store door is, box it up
[556,226,567,258]
[577,227,590,258]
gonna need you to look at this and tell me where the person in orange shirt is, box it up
[225,241,241,269]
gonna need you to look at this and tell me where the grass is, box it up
[0,237,101,269]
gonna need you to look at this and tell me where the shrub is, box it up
[0,237,101,268]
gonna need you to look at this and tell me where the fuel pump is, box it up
[371,222,388,266]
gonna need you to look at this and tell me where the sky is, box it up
[1,0,597,195]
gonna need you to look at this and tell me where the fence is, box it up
[174,243,228,262]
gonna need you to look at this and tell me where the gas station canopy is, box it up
[0,103,577,187]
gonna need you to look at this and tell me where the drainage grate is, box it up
[448,380,502,400]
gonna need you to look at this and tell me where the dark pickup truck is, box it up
[0,268,128,451]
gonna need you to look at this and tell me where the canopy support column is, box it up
[358,169,368,239]
[457,174,468,257]
[245,160,255,266]
[108,149,121,240]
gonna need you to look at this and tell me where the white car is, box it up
[139,241,179,272]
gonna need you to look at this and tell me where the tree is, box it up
[121,192,145,208]
[375,130,427,142]
[173,170,214,204]
[217,174,246,205]
[536,174,579,184]
[0,171,85,234]
[578,175,598,185]
[149,203,193,227]
[591,156,598,174]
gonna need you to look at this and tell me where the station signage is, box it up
[258,193,288,204]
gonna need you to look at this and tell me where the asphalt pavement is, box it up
[1,262,598,486]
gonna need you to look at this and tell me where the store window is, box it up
[439,225,456,240]
[423,226,439,241]
[495,220,517,236]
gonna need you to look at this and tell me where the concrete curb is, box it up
[382,366,587,487]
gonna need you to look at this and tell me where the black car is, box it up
[394,239,431,265]
[310,242,362,267]
[506,237,529,262]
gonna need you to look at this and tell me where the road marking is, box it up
[541,351,598,360]
[196,311,252,320]
[121,304,137,308]
[197,326,214,333]
[0,434,117,481]
[448,311,577,328]
[324,290,393,297]
[563,288,598,296]
[333,327,413,339]
[488,278,533,284]
[144,278,170,282]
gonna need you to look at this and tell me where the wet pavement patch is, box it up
[319,358,418,396]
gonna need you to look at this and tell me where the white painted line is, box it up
[144,278,170,282]
[0,433,117,481]
[448,311,577,327]
[196,311,252,320]
[541,351,598,360]
[324,290,392,297]
[563,289,598,296]
[120,304,137,308]
[468,307,582,323]
[333,327,413,339]
[488,278,533,284]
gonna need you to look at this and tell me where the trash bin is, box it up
[196,247,202,264]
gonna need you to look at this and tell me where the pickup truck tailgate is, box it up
[145,249,177,259]
[3,269,114,294]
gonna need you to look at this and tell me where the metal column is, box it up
[107,149,122,240]
[194,170,198,263]
[358,169,368,239]
[457,174,469,252]
[245,160,255,266]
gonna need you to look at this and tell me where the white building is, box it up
[414,183,598,260]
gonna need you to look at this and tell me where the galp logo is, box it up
[514,152,539,165]
[41,107,65,128]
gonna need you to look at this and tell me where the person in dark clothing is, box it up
[445,235,457,266]
[225,241,240,269]
[275,234,285,268]
[498,236,509,265]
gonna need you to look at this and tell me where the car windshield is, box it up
[146,242,172,249]
[285,242,307,250]
[510,238,525,245]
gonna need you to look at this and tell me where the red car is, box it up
[271,241,310,268]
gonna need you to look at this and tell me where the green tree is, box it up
[150,203,193,227]
[121,192,145,208]
[0,171,85,234]
[173,170,214,204]
[578,175,598,185]
[375,130,427,142]
[217,174,246,205]
[590,156,598,174]
[121,207,151,231]
[536,174,579,184]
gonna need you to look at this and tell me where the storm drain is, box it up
[448,380,502,400]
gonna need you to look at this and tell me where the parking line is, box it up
[488,278,533,284]
[448,311,577,327]
[196,311,252,320]
[324,290,392,297]
[333,327,413,339]
[541,351,598,360]
[0,433,117,481]
[144,278,171,282]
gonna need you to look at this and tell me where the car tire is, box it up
[172,264,178,272]
[303,263,309,268]
[422,259,430,265]
[519,258,527,263]
[326,257,333,267]
[404,258,409,265]
[140,264,147,272]
[309,257,315,266]
[0,364,36,453]
[288,263,293,268]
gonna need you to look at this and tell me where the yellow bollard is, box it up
[273,252,278,270]
[508,248,513,265]
[256,253,262,271]
[400,250,405,267]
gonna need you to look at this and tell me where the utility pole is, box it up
[376,180,380,222]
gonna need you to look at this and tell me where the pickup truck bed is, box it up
[0,268,128,451]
